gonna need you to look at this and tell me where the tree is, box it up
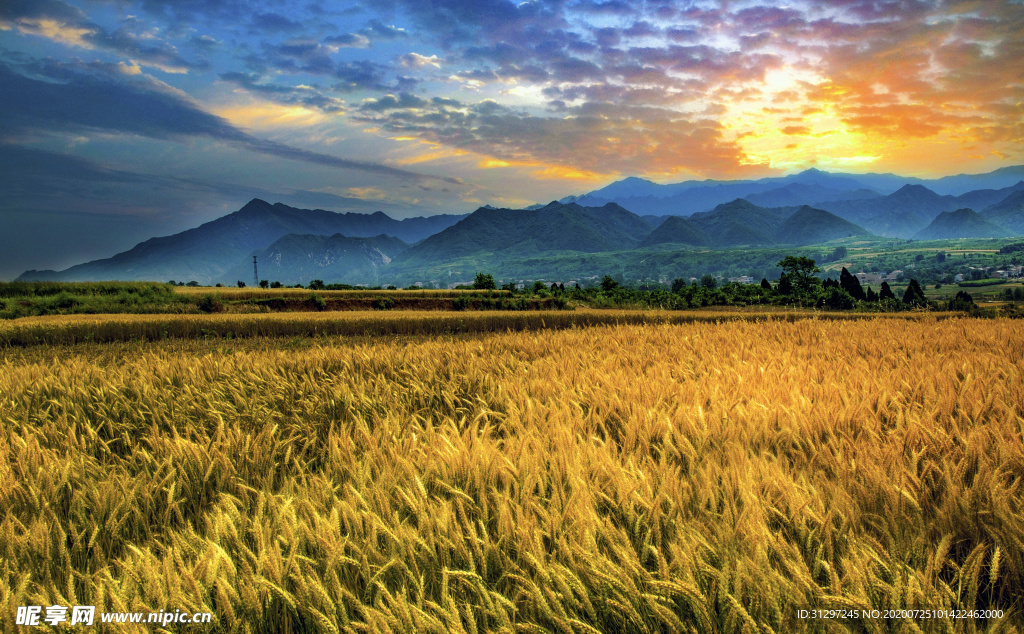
[473,272,496,290]
[308,279,326,290]
[948,290,975,311]
[902,278,927,306]
[600,275,619,292]
[866,286,878,302]
[187,280,200,287]
[700,274,717,290]
[237,280,246,288]
[839,267,866,301]
[879,281,895,300]
[820,286,854,310]
[777,256,820,295]
[778,274,793,296]
[672,278,687,293]
[825,246,847,263]
[533,280,547,294]
[760,278,772,291]
[270,281,283,288]
[259,279,269,289]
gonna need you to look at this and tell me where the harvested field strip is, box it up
[0,309,940,347]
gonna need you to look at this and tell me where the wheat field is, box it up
[1,317,1022,632]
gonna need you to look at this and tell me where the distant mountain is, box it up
[814,185,960,236]
[394,201,652,266]
[17,199,465,284]
[982,190,1024,235]
[641,199,870,247]
[744,182,880,207]
[777,206,872,244]
[860,210,929,239]
[641,216,711,247]
[913,208,1010,240]
[953,181,1024,212]
[223,233,409,286]
[560,166,1024,218]
[685,199,789,246]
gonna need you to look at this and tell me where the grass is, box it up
[1,316,1022,632]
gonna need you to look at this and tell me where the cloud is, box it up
[324,32,371,48]
[399,53,442,69]
[251,12,303,32]
[360,92,429,111]
[219,72,346,113]
[0,0,207,72]
[0,61,456,183]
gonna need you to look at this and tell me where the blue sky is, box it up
[1,0,1022,278]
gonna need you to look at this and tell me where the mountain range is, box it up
[18,199,464,285]
[567,167,1024,221]
[15,167,1024,286]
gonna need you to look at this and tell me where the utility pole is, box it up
[253,255,258,288]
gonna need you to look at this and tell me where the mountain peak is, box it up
[239,198,273,212]
[893,183,937,196]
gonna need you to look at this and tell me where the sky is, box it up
[1,0,1022,279]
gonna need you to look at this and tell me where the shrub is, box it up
[198,294,223,314]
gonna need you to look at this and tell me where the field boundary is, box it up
[0,309,949,347]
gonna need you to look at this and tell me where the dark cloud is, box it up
[363,19,408,40]
[572,1,636,16]
[218,72,346,112]
[251,12,304,32]
[323,32,370,48]
[0,61,453,183]
[0,0,207,71]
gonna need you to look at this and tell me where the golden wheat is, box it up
[1,318,1021,632]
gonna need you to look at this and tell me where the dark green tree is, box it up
[672,278,687,293]
[760,278,772,291]
[865,286,878,302]
[700,274,717,290]
[839,267,866,301]
[947,290,975,311]
[259,279,269,289]
[879,281,895,300]
[237,280,246,288]
[820,286,854,310]
[778,274,793,296]
[902,279,927,306]
[473,272,497,290]
[308,279,326,290]
[777,256,820,295]
[600,275,619,292]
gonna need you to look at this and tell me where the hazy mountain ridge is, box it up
[914,209,1010,240]
[393,201,652,267]
[641,200,869,247]
[17,199,465,284]
[562,167,1024,222]
[982,190,1024,235]
[223,233,410,286]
